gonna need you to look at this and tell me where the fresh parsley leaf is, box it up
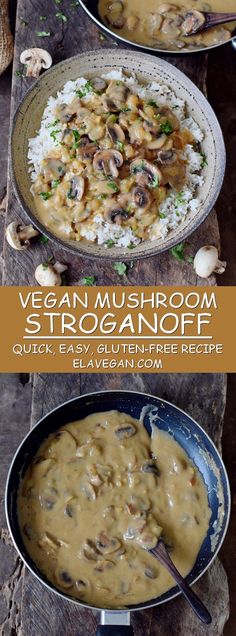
[97,194,108,200]
[174,192,185,206]
[120,106,131,112]
[105,239,115,248]
[76,80,93,98]
[160,120,173,135]
[200,152,208,168]
[39,235,49,244]
[116,140,124,152]
[36,30,51,37]
[113,262,127,276]
[79,276,96,286]
[50,129,60,143]
[187,256,194,264]
[72,128,80,149]
[149,174,159,189]
[159,212,166,219]
[128,243,136,249]
[170,242,185,261]
[47,119,59,128]
[55,11,68,22]
[51,179,60,188]
[107,181,119,192]
[39,192,53,201]
[39,16,47,21]
[147,100,157,107]
[15,70,23,77]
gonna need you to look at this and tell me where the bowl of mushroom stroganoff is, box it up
[11,50,225,260]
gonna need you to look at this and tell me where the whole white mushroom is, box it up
[35,261,68,286]
[193,246,226,279]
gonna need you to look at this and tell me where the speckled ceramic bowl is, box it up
[11,49,226,261]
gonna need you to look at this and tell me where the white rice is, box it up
[28,69,205,247]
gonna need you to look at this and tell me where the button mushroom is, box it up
[106,122,125,144]
[104,203,131,225]
[133,186,151,211]
[131,158,162,189]
[41,158,65,182]
[193,246,226,278]
[181,10,205,36]
[105,1,125,28]
[77,136,97,159]
[147,134,167,150]
[93,149,123,178]
[35,261,68,286]
[20,48,52,78]
[157,149,177,165]
[67,176,85,201]
[106,80,130,109]
[90,77,107,92]
[6,222,39,250]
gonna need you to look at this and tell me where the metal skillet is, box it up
[5,390,230,636]
[78,0,236,55]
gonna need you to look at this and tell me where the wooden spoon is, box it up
[182,9,236,35]
[147,539,212,624]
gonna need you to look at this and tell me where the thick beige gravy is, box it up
[98,1,235,51]
[18,411,211,608]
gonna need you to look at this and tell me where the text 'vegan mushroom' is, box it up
[35,261,68,286]
[193,246,226,278]
[20,48,52,78]
[6,222,39,250]
[93,149,123,178]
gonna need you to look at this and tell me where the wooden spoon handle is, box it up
[205,12,236,29]
[150,543,212,625]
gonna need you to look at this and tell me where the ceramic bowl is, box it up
[12,49,226,261]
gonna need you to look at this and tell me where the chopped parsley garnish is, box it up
[174,192,185,206]
[159,212,166,219]
[131,160,145,175]
[149,174,159,189]
[71,0,79,6]
[116,140,124,152]
[55,11,68,22]
[187,256,194,264]
[97,194,108,200]
[47,119,60,128]
[105,239,115,248]
[79,276,96,286]
[147,100,157,108]
[107,181,119,192]
[15,70,23,77]
[51,179,60,188]
[113,262,127,276]
[107,114,118,122]
[40,192,53,201]
[128,242,136,249]
[72,128,80,149]
[39,235,49,244]
[50,129,60,142]
[76,80,93,98]
[36,31,51,37]
[160,120,173,135]
[39,16,47,21]
[200,152,208,168]
[20,18,28,26]
[120,106,131,113]
[170,242,185,261]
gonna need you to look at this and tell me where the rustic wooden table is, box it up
[0,1,233,635]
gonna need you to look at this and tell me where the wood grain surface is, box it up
[0,0,230,635]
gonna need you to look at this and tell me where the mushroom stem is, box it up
[20,48,52,78]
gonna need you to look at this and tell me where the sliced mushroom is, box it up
[20,48,52,78]
[83,540,99,561]
[181,10,205,36]
[61,129,74,146]
[106,122,125,144]
[106,80,130,109]
[77,135,97,159]
[96,532,121,554]
[54,569,74,589]
[161,162,186,190]
[131,158,162,189]
[76,579,90,593]
[104,204,131,225]
[81,482,97,501]
[126,15,139,31]
[90,77,107,92]
[105,1,125,28]
[144,566,158,579]
[161,15,182,39]
[158,4,178,14]
[147,134,167,150]
[141,460,160,476]
[67,176,85,201]
[6,222,39,250]
[23,524,35,540]
[133,186,151,211]
[193,246,226,278]
[126,495,150,517]
[39,488,58,511]
[38,532,60,551]
[144,13,163,38]
[159,105,180,131]
[157,149,177,165]
[41,158,65,182]
[55,100,80,124]
[65,497,78,518]
[124,519,146,540]
[93,149,123,177]
[35,261,67,286]
[114,423,137,439]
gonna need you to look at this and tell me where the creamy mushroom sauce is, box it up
[98,1,235,51]
[31,77,200,245]
[18,411,211,608]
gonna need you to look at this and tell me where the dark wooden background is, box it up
[0,1,235,635]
